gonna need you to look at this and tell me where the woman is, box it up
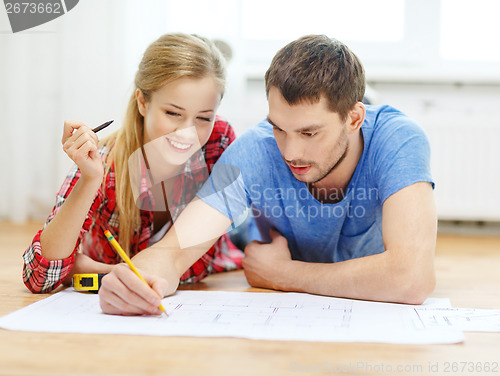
[23,33,243,293]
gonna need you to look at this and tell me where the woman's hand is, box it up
[98,264,177,316]
[62,120,104,182]
[39,122,105,262]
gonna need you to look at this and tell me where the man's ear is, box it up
[347,102,366,134]
[136,89,147,117]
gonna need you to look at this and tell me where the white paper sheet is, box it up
[0,290,464,344]
[412,307,500,332]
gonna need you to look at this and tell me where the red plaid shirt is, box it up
[23,117,243,293]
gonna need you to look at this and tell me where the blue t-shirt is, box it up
[197,105,433,263]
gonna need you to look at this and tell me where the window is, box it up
[241,0,404,42]
[157,0,500,82]
[440,0,500,62]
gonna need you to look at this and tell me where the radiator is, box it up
[427,123,500,221]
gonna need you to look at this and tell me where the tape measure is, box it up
[72,273,107,293]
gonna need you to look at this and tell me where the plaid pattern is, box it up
[23,117,243,293]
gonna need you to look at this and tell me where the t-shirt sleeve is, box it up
[196,141,251,229]
[196,128,266,228]
[371,117,434,204]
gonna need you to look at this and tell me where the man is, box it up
[99,35,436,315]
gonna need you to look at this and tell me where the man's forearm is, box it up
[130,242,182,297]
[132,197,231,281]
[130,229,219,296]
[281,249,435,304]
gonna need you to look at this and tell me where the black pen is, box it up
[92,120,114,133]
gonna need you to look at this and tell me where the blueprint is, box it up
[0,289,466,344]
[412,306,500,332]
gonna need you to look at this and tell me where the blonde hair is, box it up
[101,33,226,254]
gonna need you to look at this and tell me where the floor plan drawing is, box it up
[0,289,466,344]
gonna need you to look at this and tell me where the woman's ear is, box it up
[136,89,147,117]
[347,102,366,134]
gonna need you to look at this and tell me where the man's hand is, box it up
[242,228,294,291]
[98,264,173,316]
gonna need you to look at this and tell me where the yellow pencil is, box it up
[104,230,167,315]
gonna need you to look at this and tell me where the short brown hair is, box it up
[265,35,365,121]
